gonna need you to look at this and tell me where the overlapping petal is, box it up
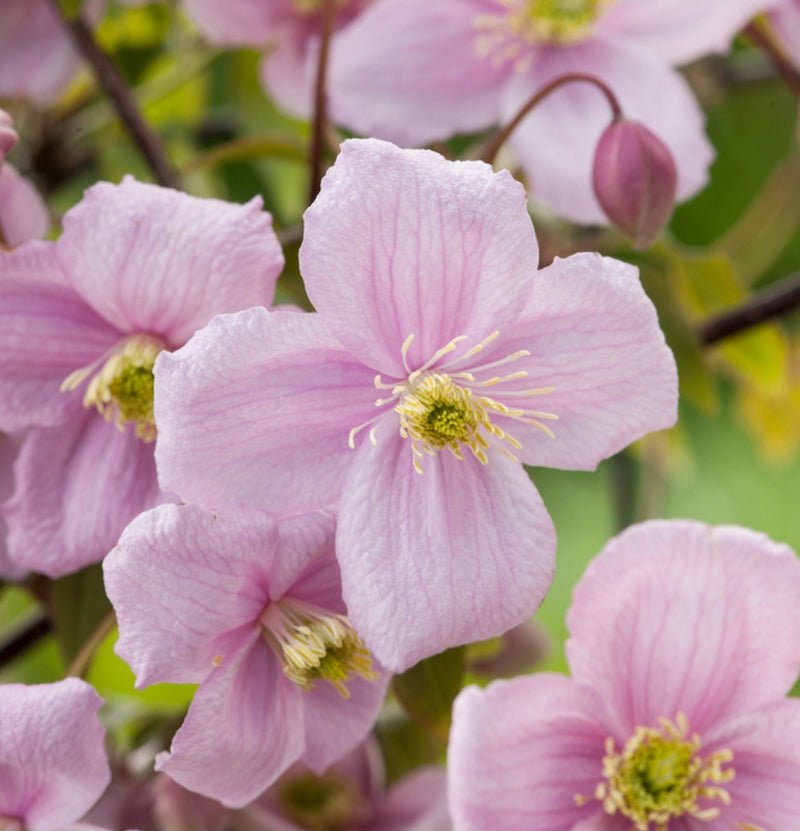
[154,307,377,514]
[329,0,508,147]
[301,139,539,375]
[449,674,610,831]
[58,178,283,345]
[566,521,800,738]
[337,429,555,671]
[497,252,677,469]
[4,410,164,577]
[0,679,109,830]
[504,36,712,224]
[105,503,273,687]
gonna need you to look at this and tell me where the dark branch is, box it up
[0,615,52,668]
[308,0,338,205]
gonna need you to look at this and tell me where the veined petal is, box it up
[0,242,120,431]
[301,139,539,375]
[105,503,274,688]
[0,679,109,830]
[154,307,377,514]
[3,409,163,577]
[448,675,610,831]
[58,178,283,345]
[156,637,305,809]
[504,36,713,225]
[497,252,677,469]
[566,521,800,739]
[328,0,508,146]
[598,0,767,65]
[337,429,555,672]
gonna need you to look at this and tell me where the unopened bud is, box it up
[0,110,17,166]
[592,119,677,250]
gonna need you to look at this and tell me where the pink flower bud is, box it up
[0,109,17,165]
[592,119,677,249]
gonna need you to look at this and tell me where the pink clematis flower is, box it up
[181,0,372,117]
[104,504,390,808]
[449,520,800,831]
[154,138,677,672]
[0,176,282,577]
[327,0,765,224]
[0,678,111,830]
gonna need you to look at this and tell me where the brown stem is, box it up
[699,272,800,345]
[66,609,117,679]
[308,0,338,205]
[745,20,800,98]
[48,1,182,189]
[0,615,52,667]
[482,72,623,166]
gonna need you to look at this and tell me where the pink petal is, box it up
[57,177,283,345]
[301,139,539,376]
[599,0,767,65]
[0,679,109,829]
[328,0,508,146]
[771,0,800,68]
[0,241,120,431]
[0,164,50,246]
[105,503,273,687]
[3,408,164,577]
[0,108,18,163]
[373,767,450,831]
[337,427,555,672]
[154,307,377,515]
[156,637,306,809]
[566,521,800,739]
[504,37,713,224]
[497,252,677,470]
[448,675,610,831]
[259,32,313,118]
[182,0,288,44]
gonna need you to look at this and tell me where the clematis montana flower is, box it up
[0,678,111,830]
[104,504,390,808]
[327,0,765,224]
[0,176,283,577]
[181,0,372,117]
[155,138,677,672]
[449,520,800,831]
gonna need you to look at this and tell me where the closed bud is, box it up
[0,109,17,166]
[592,118,677,249]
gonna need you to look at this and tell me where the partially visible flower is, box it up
[181,0,372,117]
[0,164,50,247]
[104,505,390,808]
[0,177,282,576]
[449,520,800,831]
[0,678,111,830]
[155,138,678,672]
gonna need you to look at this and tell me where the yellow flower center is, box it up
[60,334,166,443]
[582,713,736,830]
[260,597,379,698]
[278,772,366,831]
[349,331,558,475]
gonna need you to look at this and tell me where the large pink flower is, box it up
[155,138,677,672]
[0,177,282,577]
[104,504,390,808]
[449,520,800,831]
[327,0,764,223]
[182,0,372,117]
[0,678,111,831]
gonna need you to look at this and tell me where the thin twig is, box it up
[0,615,52,668]
[48,1,182,189]
[745,21,800,98]
[482,72,623,166]
[699,272,800,345]
[308,0,338,205]
[66,609,117,679]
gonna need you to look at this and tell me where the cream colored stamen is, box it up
[260,597,379,698]
[61,334,165,442]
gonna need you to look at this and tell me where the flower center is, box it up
[60,334,166,443]
[349,332,557,474]
[585,713,735,830]
[278,773,366,831]
[260,597,379,698]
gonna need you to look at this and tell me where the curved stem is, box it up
[482,72,623,166]
[66,609,117,679]
[308,0,338,205]
[0,615,52,668]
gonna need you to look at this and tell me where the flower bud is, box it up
[592,119,677,249]
[0,109,17,166]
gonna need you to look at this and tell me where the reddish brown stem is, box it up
[308,0,338,205]
[745,21,800,98]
